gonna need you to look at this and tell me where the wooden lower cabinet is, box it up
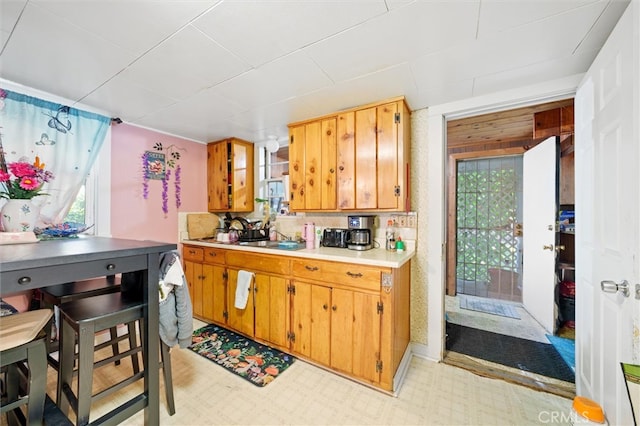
[291,281,381,383]
[253,274,289,349]
[183,246,205,319]
[226,268,254,337]
[183,245,227,324]
[183,244,410,392]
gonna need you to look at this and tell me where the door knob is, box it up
[601,280,630,297]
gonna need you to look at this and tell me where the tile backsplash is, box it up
[178,211,417,249]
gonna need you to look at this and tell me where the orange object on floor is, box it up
[572,396,606,424]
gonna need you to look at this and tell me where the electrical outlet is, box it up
[407,213,417,228]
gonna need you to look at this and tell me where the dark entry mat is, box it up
[446,322,575,383]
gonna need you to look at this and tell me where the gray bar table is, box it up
[0,236,176,425]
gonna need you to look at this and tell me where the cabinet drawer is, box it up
[203,247,226,265]
[226,251,289,275]
[182,246,204,262]
[292,259,389,291]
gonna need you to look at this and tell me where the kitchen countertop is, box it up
[181,239,414,268]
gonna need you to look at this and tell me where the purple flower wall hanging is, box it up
[141,142,185,216]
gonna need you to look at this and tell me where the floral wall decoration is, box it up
[141,142,185,216]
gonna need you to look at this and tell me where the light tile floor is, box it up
[24,318,575,426]
[445,294,550,343]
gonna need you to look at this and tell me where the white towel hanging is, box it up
[234,270,254,309]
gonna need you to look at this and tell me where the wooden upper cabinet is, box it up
[376,102,400,209]
[207,137,254,213]
[355,107,378,209]
[289,125,306,211]
[289,118,337,210]
[290,96,411,212]
[340,99,410,211]
[337,112,356,209]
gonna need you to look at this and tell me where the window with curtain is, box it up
[0,88,110,227]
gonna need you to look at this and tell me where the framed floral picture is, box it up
[145,151,165,180]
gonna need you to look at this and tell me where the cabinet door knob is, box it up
[305,265,319,271]
[332,305,337,311]
[322,304,328,310]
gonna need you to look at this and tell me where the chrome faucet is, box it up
[273,230,292,241]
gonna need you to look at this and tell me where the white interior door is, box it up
[522,136,558,334]
[574,2,639,424]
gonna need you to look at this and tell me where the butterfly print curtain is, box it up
[0,88,110,225]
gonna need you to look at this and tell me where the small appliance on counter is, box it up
[346,215,375,251]
[321,228,350,248]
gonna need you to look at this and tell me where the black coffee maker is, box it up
[346,215,375,251]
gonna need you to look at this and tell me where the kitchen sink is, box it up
[188,238,306,250]
[238,240,305,250]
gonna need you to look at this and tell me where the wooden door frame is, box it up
[446,147,526,296]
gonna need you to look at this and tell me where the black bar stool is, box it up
[0,309,53,426]
[56,292,174,425]
[40,276,139,373]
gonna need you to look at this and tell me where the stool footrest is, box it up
[93,372,144,402]
[89,393,147,426]
[93,346,141,370]
[0,395,29,412]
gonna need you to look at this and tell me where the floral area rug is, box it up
[189,324,295,387]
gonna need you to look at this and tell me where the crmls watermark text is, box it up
[538,410,596,424]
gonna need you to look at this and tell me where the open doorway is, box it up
[443,101,576,397]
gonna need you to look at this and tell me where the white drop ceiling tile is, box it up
[0,29,10,52]
[473,48,599,97]
[385,0,415,11]
[248,123,292,145]
[0,0,27,32]
[117,25,247,101]
[193,0,388,67]
[215,52,333,110]
[477,0,598,36]
[0,3,137,102]
[297,63,418,115]
[134,89,249,142]
[81,75,177,121]
[144,25,249,86]
[574,0,631,54]
[305,1,479,83]
[477,1,609,57]
[411,7,599,90]
[30,0,220,57]
[413,78,474,109]
[135,111,234,143]
[227,96,317,135]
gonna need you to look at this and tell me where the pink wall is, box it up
[110,124,207,243]
[2,125,207,313]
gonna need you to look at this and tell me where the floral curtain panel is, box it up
[0,88,110,225]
